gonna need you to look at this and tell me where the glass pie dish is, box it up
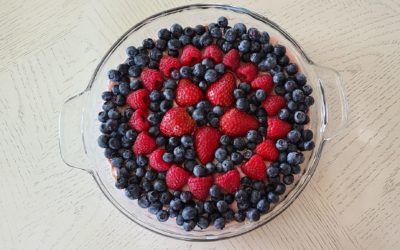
[59,4,348,241]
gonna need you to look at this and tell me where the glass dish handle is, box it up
[59,91,92,172]
[314,66,349,140]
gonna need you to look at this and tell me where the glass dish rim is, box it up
[75,3,329,241]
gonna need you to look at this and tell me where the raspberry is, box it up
[140,68,163,91]
[267,117,292,139]
[149,148,172,171]
[159,56,181,77]
[220,108,259,137]
[255,139,279,161]
[206,72,236,107]
[202,44,224,63]
[133,131,157,155]
[236,63,258,82]
[188,176,214,201]
[160,108,196,137]
[180,44,202,66]
[262,95,287,116]
[176,79,203,107]
[241,155,266,180]
[126,89,150,110]
[128,109,150,132]
[251,74,274,93]
[194,126,221,165]
[215,169,241,193]
[222,49,240,70]
[166,165,190,190]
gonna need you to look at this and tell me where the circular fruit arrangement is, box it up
[97,16,315,231]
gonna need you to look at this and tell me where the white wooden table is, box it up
[1,0,400,249]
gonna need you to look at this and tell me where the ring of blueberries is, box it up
[97,16,315,231]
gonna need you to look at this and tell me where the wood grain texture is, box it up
[1,0,400,249]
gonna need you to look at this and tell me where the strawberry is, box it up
[241,154,266,181]
[160,107,195,137]
[236,63,258,82]
[188,176,214,201]
[166,165,190,190]
[159,55,181,77]
[133,131,157,155]
[220,108,259,137]
[149,148,172,171]
[128,109,150,132]
[262,95,287,116]
[222,49,240,70]
[206,72,236,107]
[180,44,202,66]
[140,68,163,91]
[126,89,150,110]
[267,117,292,139]
[176,79,203,107]
[255,139,279,161]
[202,44,223,63]
[194,126,221,164]
[215,169,241,193]
[251,74,274,93]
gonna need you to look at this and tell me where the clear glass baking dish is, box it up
[58,4,348,241]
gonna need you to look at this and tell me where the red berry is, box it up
[159,55,181,77]
[241,155,266,181]
[206,72,236,107]
[267,117,292,139]
[188,176,214,201]
[251,74,274,93]
[215,169,241,193]
[126,89,150,110]
[180,44,202,66]
[194,126,221,164]
[255,139,279,161]
[166,165,190,190]
[140,68,163,91]
[133,131,156,155]
[128,109,150,132]
[149,148,172,172]
[160,107,195,137]
[176,79,203,107]
[222,49,240,70]
[220,108,259,137]
[202,44,223,63]
[262,95,287,116]
[236,63,258,82]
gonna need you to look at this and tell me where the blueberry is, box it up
[167,39,181,51]
[138,195,151,208]
[243,149,253,159]
[233,22,247,35]
[304,140,315,151]
[234,211,246,222]
[238,39,251,53]
[305,96,315,107]
[179,135,193,148]
[278,108,290,121]
[148,201,163,214]
[192,108,205,121]
[217,16,228,27]
[125,184,141,200]
[215,148,228,162]
[198,81,207,91]
[158,28,171,40]
[173,146,185,158]
[267,165,279,178]
[170,23,183,38]
[176,214,184,226]
[179,66,192,78]
[179,35,191,46]
[134,54,149,67]
[192,64,206,77]
[222,159,234,172]
[233,137,246,150]
[279,163,292,175]
[193,165,207,177]
[294,111,306,124]
[182,220,196,231]
[283,174,294,185]
[287,130,301,143]
[256,199,270,214]
[273,72,286,85]
[101,91,113,101]
[108,137,121,150]
[108,69,121,81]
[160,100,172,112]
[284,80,297,93]
[97,135,109,148]
[287,101,298,111]
[290,164,301,175]
[193,24,205,35]
[275,183,286,195]
[183,26,195,37]
[210,27,222,39]
[204,69,218,83]
[200,33,213,47]
[285,63,298,75]
[197,216,210,229]
[250,190,262,204]
[214,63,225,74]
[259,31,270,44]
[234,189,247,203]
[126,46,139,57]
[209,216,224,230]
[248,28,260,41]
[237,83,250,94]
[255,89,267,102]
[182,206,198,221]
[250,52,263,64]
[219,135,231,146]
[273,44,286,57]
[162,88,175,101]
[287,152,304,165]
[209,185,222,198]
[302,130,313,141]
[246,208,260,221]
[236,98,250,112]
[111,85,120,95]
[178,191,192,204]
[98,111,108,123]
[292,89,305,103]
[231,152,244,164]
[250,41,261,52]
